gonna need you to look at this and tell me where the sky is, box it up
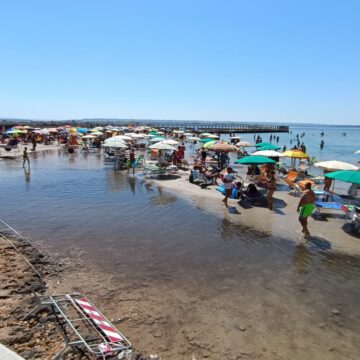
[0,0,359,124]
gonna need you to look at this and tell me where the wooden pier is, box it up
[0,119,289,134]
[144,121,289,134]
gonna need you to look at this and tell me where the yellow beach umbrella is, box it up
[282,150,309,158]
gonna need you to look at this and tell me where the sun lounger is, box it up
[283,170,301,195]
[314,201,349,219]
[27,293,132,360]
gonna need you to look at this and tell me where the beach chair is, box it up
[313,201,348,219]
[283,170,301,195]
[27,293,132,360]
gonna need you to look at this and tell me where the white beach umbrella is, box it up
[129,133,145,138]
[104,138,126,146]
[230,136,242,140]
[92,131,103,136]
[236,141,252,147]
[82,134,96,139]
[188,136,201,141]
[252,150,283,157]
[149,137,166,142]
[160,139,180,145]
[314,160,359,171]
[207,134,220,139]
[112,135,132,141]
[184,132,193,136]
[149,143,176,151]
[200,132,213,137]
[104,143,128,149]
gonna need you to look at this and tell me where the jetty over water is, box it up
[0,119,289,134]
[145,121,289,134]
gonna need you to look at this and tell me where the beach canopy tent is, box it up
[282,150,309,159]
[252,150,282,157]
[235,155,276,165]
[235,141,252,147]
[149,142,176,151]
[325,170,360,185]
[314,160,359,171]
[255,144,281,151]
[207,141,237,152]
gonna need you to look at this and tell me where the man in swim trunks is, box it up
[297,182,316,238]
[23,147,30,167]
[128,148,136,175]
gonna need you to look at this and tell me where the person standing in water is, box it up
[222,167,235,208]
[266,170,276,210]
[23,147,30,167]
[297,182,316,238]
[320,140,324,149]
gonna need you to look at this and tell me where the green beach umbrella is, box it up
[254,142,272,147]
[234,155,276,165]
[200,138,214,143]
[325,171,360,185]
[256,144,281,151]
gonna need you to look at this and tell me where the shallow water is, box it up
[1,145,360,358]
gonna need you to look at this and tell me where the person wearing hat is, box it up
[222,167,235,208]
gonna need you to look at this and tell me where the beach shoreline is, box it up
[146,170,360,256]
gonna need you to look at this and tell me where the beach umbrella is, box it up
[235,141,252,147]
[254,142,272,147]
[200,138,214,143]
[104,143,128,149]
[82,134,96,139]
[234,155,276,165]
[207,134,220,139]
[160,139,180,145]
[91,131,103,136]
[149,137,166,142]
[230,136,242,140]
[76,127,88,134]
[184,132,193,137]
[200,132,213,137]
[325,171,360,185]
[129,133,145,138]
[112,135,132,141]
[104,139,126,148]
[188,136,201,141]
[282,150,309,159]
[149,143,176,151]
[203,140,217,148]
[207,141,237,152]
[252,150,283,157]
[256,144,281,151]
[314,160,359,171]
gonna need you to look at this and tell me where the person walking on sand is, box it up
[297,182,316,238]
[23,147,30,167]
[222,167,235,208]
[266,170,276,210]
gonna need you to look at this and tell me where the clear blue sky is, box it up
[1,0,359,124]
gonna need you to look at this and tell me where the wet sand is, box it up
[149,170,360,256]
